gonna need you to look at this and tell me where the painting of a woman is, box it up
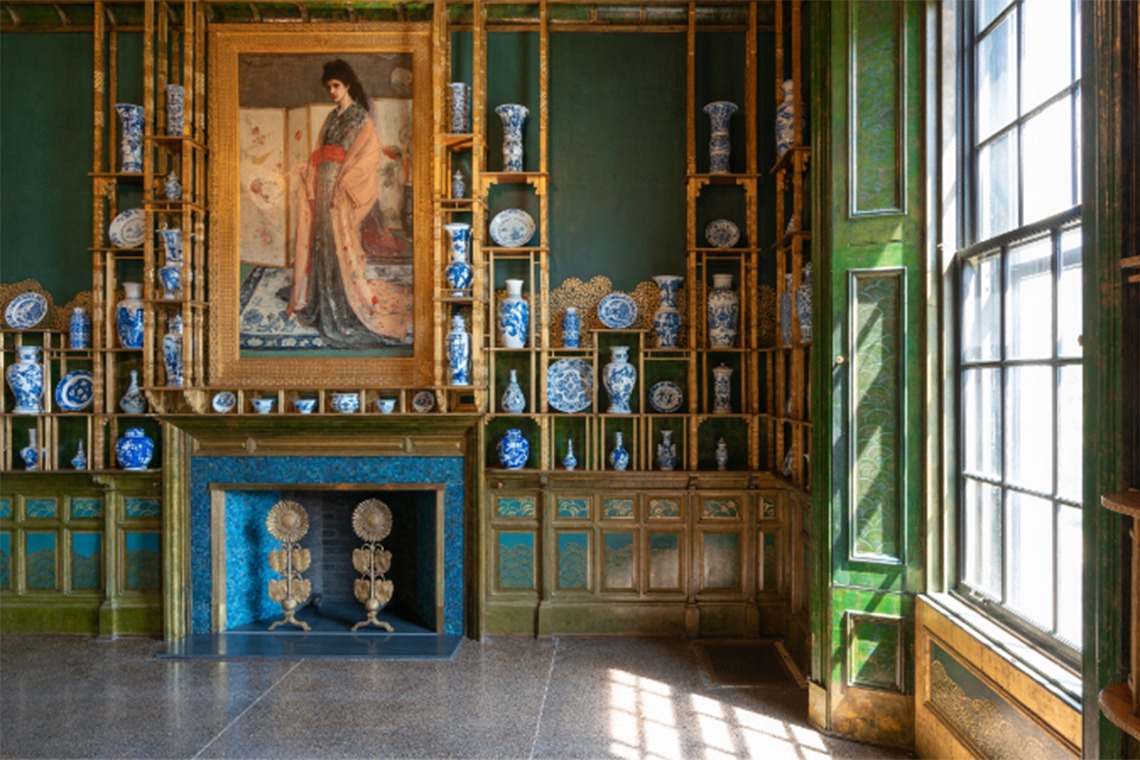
[286,59,412,349]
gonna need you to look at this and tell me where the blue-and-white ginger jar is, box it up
[115,428,155,471]
[495,103,529,171]
[114,103,144,173]
[498,278,529,348]
[69,307,91,349]
[707,273,739,347]
[452,169,467,200]
[115,282,145,349]
[447,313,471,386]
[497,428,529,470]
[164,171,182,201]
[603,345,636,414]
[6,345,44,414]
[562,307,580,348]
[609,432,630,472]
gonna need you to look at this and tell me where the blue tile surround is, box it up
[190,456,465,636]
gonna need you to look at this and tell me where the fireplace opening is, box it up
[216,486,445,636]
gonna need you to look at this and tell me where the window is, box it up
[955,0,1082,657]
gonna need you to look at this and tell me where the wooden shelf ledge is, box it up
[1101,491,1140,518]
[1099,682,1140,740]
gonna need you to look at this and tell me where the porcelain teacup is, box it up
[376,398,397,414]
[330,392,360,414]
[293,398,317,414]
[251,398,275,414]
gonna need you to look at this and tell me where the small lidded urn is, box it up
[451,169,467,200]
[497,428,529,470]
[69,306,91,349]
[115,427,155,471]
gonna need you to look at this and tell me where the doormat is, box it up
[695,641,805,687]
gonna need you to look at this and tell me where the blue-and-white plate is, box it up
[597,293,637,329]
[546,358,593,413]
[649,380,684,414]
[108,208,146,248]
[212,391,237,414]
[4,292,48,329]
[705,218,740,249]
[489,208,536,248]
[55,370,94,412]
[412,390,436,413]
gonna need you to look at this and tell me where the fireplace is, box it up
[160,416,480,646]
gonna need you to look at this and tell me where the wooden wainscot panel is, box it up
[916,597,1080,759]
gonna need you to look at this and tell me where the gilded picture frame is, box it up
[208,25,433,388]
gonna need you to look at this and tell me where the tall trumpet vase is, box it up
[652,275,684,348]
[704,101,738,174]
[495,103,529,171]
[114,103,144,173]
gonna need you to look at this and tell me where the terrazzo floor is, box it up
[0,635,915,759]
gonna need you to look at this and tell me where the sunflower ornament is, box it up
[350,498,396,632]
[265,500,313,631]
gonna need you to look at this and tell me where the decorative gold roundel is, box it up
[352,498,393,543]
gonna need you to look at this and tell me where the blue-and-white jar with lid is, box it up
[115,428,155,471]
[497,428,529,470]
[69,307,91,349]
[6,345,44,414]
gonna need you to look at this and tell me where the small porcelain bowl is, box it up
[293,398,317,414]
[375,398,397,414]
[330,392,360,414]
[251,397,276,414]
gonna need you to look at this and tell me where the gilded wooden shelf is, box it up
[1099,682,1140,740]
[1101,491,1140,517]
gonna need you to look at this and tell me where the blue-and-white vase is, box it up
[447,313,471,386]
[444,223,473,297]
[652,275,683,348]
[796,263,813,343]
[114,103,144,174]
[707,273,739,347]
[704,100,738,174]
[716,438,729,471]
[497,428,529,470]
[603,345,636,414]
[69,307,91,349]
[115,282,144,349]
[6,345,44,414]
[562,307,580,348]
[19,429,39,471]
[165,85,185,137]
[115,427,155,471]
[498,278,529,348]
[656,430,677,472]
[780,273,794,346]
[495,103,529,172]
[71,440,87,470]
[501,368,526,413]
[157,229,183,299]
[163,314,184,387]
[776,79,795,158]
[712,363,733,414]
[609,431,630,472]
[452,169,467,200]
[164,171,182,201]
[119,369,148,414]
[448,82,471,134]
[563,438,578,471]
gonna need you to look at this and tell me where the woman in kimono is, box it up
[287,59,412,348]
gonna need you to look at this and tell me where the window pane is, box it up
[976,15,1017,140]
[976,0,1013,33]
[978,131,1018,239]
[1057,227,1082,357]
[1074,88,1082,205]
[963,368,1002,478]
[1005,365,1054,493]
[1022,98,1074,223]
[1022,0,1072,112]
[1056,504,1082,646]
[1005,238,1053,360]
[962,479,1003,598]
[1006,491,1055,625]
[961,251,1002,362]
[1057,365,1082,502]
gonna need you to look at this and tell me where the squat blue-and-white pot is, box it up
[497,428,529,470]
[115,428,155,471]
